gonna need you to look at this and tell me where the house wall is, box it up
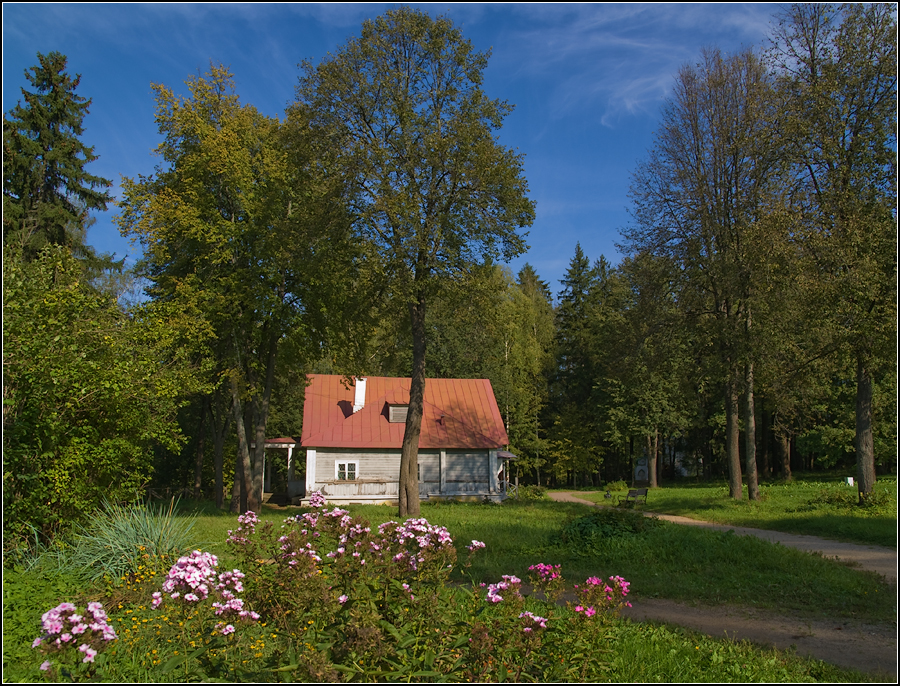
[305,448,498,503]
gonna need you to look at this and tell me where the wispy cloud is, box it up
[488,4,774,127]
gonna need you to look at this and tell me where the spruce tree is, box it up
[3,51,112,261]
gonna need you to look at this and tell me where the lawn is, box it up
[576,474,898,549]
[3,480,896,682]
[180,495,894,624]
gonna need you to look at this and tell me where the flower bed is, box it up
[27,490,633,682]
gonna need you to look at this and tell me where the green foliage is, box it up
[2,246,205,546]
[118,63,358,513]
[561,508,664,547]
[297,6,535,515]
[518,485,547,501]
[604,480,629,492]
[2,567,86,683]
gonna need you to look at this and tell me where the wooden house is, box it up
[297,374,513,504]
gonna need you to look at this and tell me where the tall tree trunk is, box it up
[399,294,426,517]
[778,430,792,482]
[654,429,661,486]
[249,330,279,514]
[759,405,771,479]
[230,375,253,514]
[744,362,759,501]
[855,353,876,503]
[647,431,658,488]
[212,389,232,510]
[725,377,743,499]
[194,396,208,500]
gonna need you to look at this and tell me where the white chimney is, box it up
[353,377,367,413]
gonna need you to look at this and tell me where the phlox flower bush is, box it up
[148,550,259,680]
[32,601,117,681]
[573,574,632,621]
[220,503,638,681]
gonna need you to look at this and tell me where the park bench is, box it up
[619,488,648,506]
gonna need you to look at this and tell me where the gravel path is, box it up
[547,491,898,677]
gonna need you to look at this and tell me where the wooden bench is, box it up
[619,488,648,506]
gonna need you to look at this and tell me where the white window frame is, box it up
[335,460,359,481]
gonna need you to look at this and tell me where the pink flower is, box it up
[32,637,43,648]
[79,644,97,663]
[338,595,349,604]
[584,606,596,618]
[222,624,235,635]
[40,661,51,671]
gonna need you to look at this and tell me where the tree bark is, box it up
[194,396,208,500]
[759,405,771,479]
[744,362,760,500]
[399,293,426,517]
[230,375,254,514]
[212,389,232,510]
[855,353,876,503]
[725,377,743,499]
[249,329,279,513]
[647,430,658,488]
[778,430,792,482]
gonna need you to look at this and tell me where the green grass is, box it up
[576,474,897,549]
[4,495,895,682]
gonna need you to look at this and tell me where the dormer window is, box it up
[388,405,409,423]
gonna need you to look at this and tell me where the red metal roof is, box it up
[301,375,509,450]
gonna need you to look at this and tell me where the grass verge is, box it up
[576,474,897,549]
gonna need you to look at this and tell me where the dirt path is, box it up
[548,491,898,677]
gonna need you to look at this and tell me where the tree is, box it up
[769,3,897,503]
[118,65,354,514]
[624,47,784,500]
[2,245,205,545]
[297,7,535,516]
[3,52,113,269]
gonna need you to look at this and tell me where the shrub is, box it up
[560,508,663,547]
[603,480,628,492]
[518,485,547,501]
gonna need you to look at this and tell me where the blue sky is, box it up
[3,3,778,298]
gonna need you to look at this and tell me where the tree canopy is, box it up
[296,7,535,516]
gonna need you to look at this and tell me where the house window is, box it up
[336,461,358,481]
[389,405,409,423]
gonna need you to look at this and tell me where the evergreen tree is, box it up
[3,52,112,263]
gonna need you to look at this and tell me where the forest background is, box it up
[3,4,896,545]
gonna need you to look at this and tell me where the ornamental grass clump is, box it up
[66,498,198,583]
[32,601,117,681]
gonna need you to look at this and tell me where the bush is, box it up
[518,485,547,501]
[603,480,629,492]
[560,508,663,548]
